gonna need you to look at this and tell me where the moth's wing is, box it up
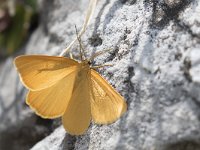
[62,68,91,135]
[14,55,78,91]
[27,67,78,118]
[90,70,127,124]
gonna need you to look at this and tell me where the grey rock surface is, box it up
[1,0,200,150]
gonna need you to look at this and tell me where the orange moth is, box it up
[14,49,127,135]
[13,0,127,135]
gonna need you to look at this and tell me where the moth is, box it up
[14,45,127,135]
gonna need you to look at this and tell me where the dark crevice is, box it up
[89,34,103,47]
[162,140,200,150]
[120,0,137,5]
[127,66,135,93]
[174,52,182,61]
[90,0,110,56]
[92,0,110,36]
[181,57,192,82]
[103,1,123,33]
[150,0,192,29]
[49,33,64,44]
[175,19,200,39]
[61,134,76,150]
[105,46,119,62]
[105,27,132,62]
[124,66,136,105]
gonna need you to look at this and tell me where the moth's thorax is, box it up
[75,60,90,82]
[74,60,90,78]
[78,60,90,69]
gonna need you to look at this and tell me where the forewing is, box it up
[14,55,78,91]
[26,69,78,118]
[90,70,127,124]
[62,68,91,135]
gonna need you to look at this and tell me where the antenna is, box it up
[75,25,86,61]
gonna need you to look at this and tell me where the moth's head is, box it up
[75,28,111,66]
[81,60,91,66]
[88,60,92,66]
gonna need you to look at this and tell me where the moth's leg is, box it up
[89,48,112,61]
[69,51,74,59]
[91,64,113,69]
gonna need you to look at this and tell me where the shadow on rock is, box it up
[0,116,53,150]
[61,133,76,150]
[161,140,200,150]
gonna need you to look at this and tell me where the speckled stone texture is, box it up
[1,0,200,150]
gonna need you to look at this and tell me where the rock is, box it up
[1,0,200,150]
[31,127,70,150]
